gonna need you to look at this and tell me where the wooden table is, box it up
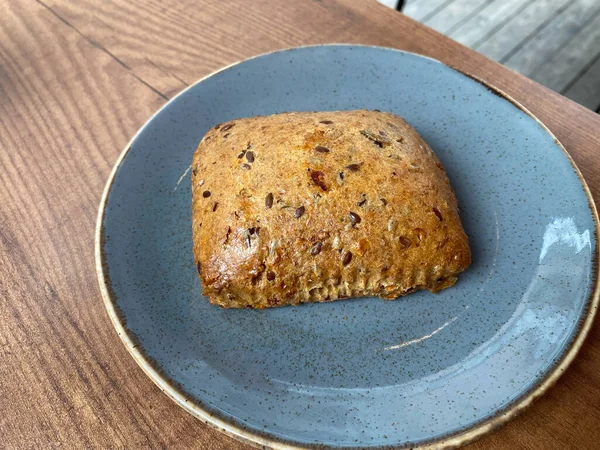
[2,0,600,448]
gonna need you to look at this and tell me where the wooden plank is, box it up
[424,0,491,35]
[448,0,530,48]
[503,0,600,77]
[48,0,408,99]
[531,11,600,93]
[475,0,571,61]
[404,0,452,22]
[563,53,600,110]
[0,0,243,448]
[3,0,600,449]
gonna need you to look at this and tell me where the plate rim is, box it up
[95,44,600,449]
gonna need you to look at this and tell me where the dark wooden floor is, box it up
[380,0,600,112]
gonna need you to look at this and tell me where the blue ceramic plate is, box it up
[96,45,599,449]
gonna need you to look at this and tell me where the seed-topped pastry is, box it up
[191,110,470,308]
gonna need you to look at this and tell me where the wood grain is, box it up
[531,10,600,93]
[404,0,451,22]
[448,0,530,48]
[564,53,600,111]
[424,0,491,35]
[2,0,600,449]
[474,0,570,58]
[502,0,600,77]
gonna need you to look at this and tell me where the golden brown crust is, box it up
[191,110,470,308]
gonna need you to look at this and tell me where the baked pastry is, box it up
[191,110,470,308]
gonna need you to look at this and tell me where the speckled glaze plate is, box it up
[96,45,599,449]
